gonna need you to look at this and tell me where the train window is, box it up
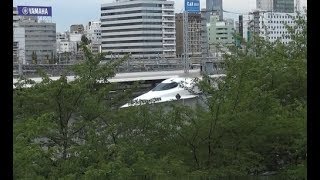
[152,82,178,91]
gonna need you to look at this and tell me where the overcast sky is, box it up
[13,0,307,32]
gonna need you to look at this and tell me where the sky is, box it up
[13,0,307,32]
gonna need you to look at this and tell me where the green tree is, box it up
[32,51,37,64]
[49,51,54,64]
[81,35,90,45]
[13,43,130,178]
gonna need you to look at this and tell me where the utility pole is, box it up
[18,48,24,77]
[296,0,300,12]
[183,11,189,73]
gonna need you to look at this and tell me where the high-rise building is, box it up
[207,15,235,50]
[85,21,102,53]
[256,0,294,13]
[16,21,56,64]
[206,0,223,21]
[256,0,273,11]
[251,12,305,44]
[101,0,176,59]
[85,21,101,43]
[200,9,209,58]
[273,0,294,13]
[175,13,202,57]
[13,6,55,65]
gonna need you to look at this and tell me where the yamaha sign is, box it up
[17,6,52,16]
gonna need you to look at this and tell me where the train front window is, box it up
[152,82,178,91]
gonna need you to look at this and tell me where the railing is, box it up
[13,56,225,78]
[163,6,174,9]
[163,13,174,16]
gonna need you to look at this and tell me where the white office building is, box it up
[57,40,77,53]
[248,12,306,44]
[85,21,102,43]
[69,33,82,42]
[85,21,102,53]
[101,0,176,59]
[56,32,68,41]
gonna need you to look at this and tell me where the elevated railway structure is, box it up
[13,56,225,78]
[13,63,225,101]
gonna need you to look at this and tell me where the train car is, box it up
[121,74,226,108]
[121,77,199,108]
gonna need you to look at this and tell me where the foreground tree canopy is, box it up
[13,12,306,179]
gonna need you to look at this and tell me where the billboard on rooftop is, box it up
[185,0,200,13]
[17,6,52,16]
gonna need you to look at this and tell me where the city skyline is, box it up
[13,0,307,32]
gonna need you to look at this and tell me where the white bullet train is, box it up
[121,74,226,108]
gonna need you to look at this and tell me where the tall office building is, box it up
[257,0,294,13]
[206,0,223,21]
[207,15,235,50]
[13,6,56,65]
[85,21,101,43]
[175,13,202,57]
[255,12,304,43]
[256,0,273,11]
[17,21,56,64]
[101,0,176,59]
[273,0,294,12]
[85,21,102,53]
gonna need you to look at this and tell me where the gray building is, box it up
[70,24,84,34]
[206,0,223,21]
[13,7,19,24]
[13,6,37,25]
[175,13,202,57]
[273,0,294,13]
[257,0,294,13]
[17,21,56,64]
[101,0,176,59]
[200,9,209,58]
